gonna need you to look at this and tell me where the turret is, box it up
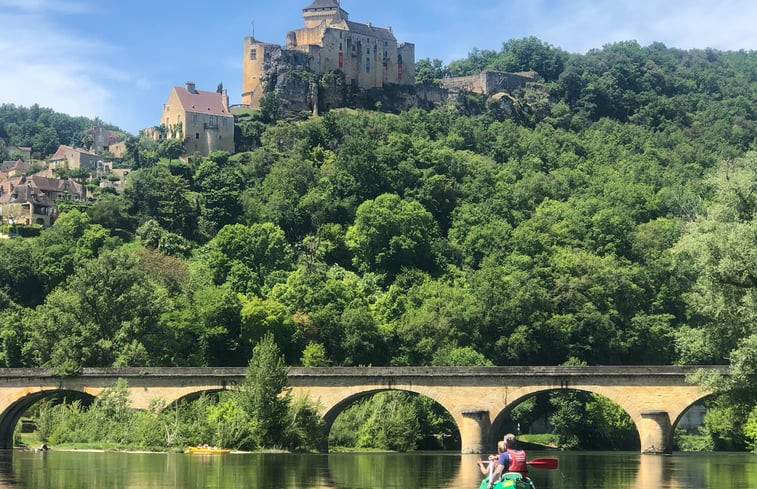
[302,0,348,28]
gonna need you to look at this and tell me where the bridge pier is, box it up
[639,410,672,454]
[460,410,490,454]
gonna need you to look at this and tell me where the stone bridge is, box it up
[0,366,725,453]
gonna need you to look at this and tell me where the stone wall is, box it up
[440,70,539,95]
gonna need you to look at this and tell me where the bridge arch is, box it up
[670,393,715,438]
[0,388,95,449]
[317,387,462,452]
[489,387,641,449]
[164,388,228,409]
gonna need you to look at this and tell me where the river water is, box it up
[0,450,754,488]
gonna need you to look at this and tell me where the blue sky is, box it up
[1,0,756,135]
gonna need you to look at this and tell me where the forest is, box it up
[0,38,755,452]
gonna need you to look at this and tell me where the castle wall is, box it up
[397,43,415,86]
[440,70,537,95]
[242,38,277,107]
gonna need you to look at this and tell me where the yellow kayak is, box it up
[185,446,231,454]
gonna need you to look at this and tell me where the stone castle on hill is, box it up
[242,0,415,109]
[238,0,542,118]
[153,0,543,150]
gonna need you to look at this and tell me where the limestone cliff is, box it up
[256,47,548,120]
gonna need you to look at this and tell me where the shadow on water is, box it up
[0,450,20,489]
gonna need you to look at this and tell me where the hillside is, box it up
[0,39,755,448]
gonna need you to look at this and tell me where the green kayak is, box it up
[478,472,535,489]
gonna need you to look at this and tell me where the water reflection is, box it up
[0,450,754,489]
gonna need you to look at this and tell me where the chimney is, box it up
[222,89,230,111]
[185,81,197,94]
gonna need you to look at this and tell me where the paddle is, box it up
[527,458,558,470]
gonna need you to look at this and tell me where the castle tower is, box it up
[302,0,348,29]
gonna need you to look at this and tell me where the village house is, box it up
[242,0,415,108]
[48,145,104,171]
[86,125,123,154]
[6,146,32,161]
[161,82,235,156]
[1,160,31,178]
[0,175,83,227]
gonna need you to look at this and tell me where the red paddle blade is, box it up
[527,458,558,469]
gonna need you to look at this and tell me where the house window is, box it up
[193,114,198,125]
[250,49,257,60]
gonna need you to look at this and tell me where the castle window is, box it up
[195,133,199,139]
[250,49,257,60]
[366,57,370,73]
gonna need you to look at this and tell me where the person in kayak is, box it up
[477,440,506,488]
[478,434,530,488]
[499,433,529,478]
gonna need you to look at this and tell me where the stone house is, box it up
[48,145,103,171]
[0,175,84,227]
[1,160,31,178]
[242,0,415,108]
[0,184,55,227]
[87,125,124,154]
[161,82,235,156]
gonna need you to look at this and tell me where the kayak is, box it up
[184,446,231,454]
[478,472,536,489]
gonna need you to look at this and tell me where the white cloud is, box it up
[522,0,757,53]
[430,0,757,56]
[0,12,114,120]
[0,0,89,14]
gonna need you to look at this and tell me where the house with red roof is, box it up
[49,145,103,171]
[161,82,235,156]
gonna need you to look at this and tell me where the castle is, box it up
[242,0,415,108]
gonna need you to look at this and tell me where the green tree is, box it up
[24,249,165,373]
[236,333,291,448]
[346,193,439,278]
[205,222,294,294]
[157,138,185,163]
[301,341,330,367]
[415,58,446,85]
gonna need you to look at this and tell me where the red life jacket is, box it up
[507,449,528,476]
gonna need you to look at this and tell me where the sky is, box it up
[1,0,756,135]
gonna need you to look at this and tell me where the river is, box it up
[0,450,754,488]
